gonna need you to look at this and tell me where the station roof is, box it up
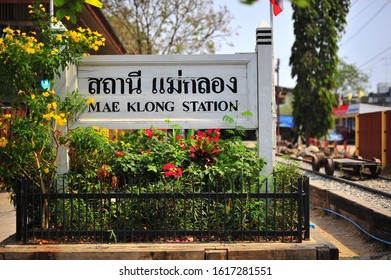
[0,0,127,55]
[333,103,391,117]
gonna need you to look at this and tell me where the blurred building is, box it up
[368,83,391,106]
[333,103,390,144]
[0,0,126,55]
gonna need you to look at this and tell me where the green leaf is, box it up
[169,124,183,129]
[147,165,158,173]
[241,111,253,117]
[55,8,67,21]
[70,12,78,24]
[54,0,67,8]
[223,115,235,124]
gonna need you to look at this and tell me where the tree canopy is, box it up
[101,0,234,55]
[335,58,369,99]
[289,0,350,142]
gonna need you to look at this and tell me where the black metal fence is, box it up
[15,176,310,244]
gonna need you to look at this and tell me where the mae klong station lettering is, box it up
[86,69,239,113]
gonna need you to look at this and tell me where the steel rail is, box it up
[276,155,391,199]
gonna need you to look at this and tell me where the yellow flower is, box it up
[43,92,50,97]
[54,115,67,126]
[43,113,53,121]
[0,137,8,148]
[101,128,109,138]
[31,94,36,99]
[4,114,11,119]
[52,102,57,109]
[50,89,55,95]
[51,48,59,55]
[47,103,52,109]
[86,98,94,105]
[26,47,35,54]
[57,118,67,126]
[65,16,71,21]
[44,168,49,174]
[56,34,62,42]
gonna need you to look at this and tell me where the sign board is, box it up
[77,54,258,129]
[57,26,274,175]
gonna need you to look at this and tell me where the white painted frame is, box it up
[77,54,258,130]
[56,26,275,175]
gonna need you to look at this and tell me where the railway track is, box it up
[276,154,391,200]
[276,154,391,247]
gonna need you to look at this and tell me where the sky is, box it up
[213,0,391,94]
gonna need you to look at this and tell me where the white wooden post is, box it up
[256,24,276,176]
[54,64,78,175]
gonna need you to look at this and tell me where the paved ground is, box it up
[0,192,16,243]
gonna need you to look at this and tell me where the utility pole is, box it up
[275,58,280,153]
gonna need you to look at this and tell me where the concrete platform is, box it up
[0,234,338,260]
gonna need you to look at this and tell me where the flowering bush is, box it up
[0,3,105,226]
[63,126,267,192]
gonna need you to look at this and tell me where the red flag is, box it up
[270,0,283,16]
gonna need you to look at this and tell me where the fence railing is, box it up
[15,176,310,244]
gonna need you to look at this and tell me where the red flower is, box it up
[164,170,176,178]
[163,162,176,171]
[175,135,181,141]
[175,167,183,178]
[162,163,182,178]
[145,129,154,138]
[115,150,124,157]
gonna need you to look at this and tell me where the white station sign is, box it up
[77,54,258,129]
